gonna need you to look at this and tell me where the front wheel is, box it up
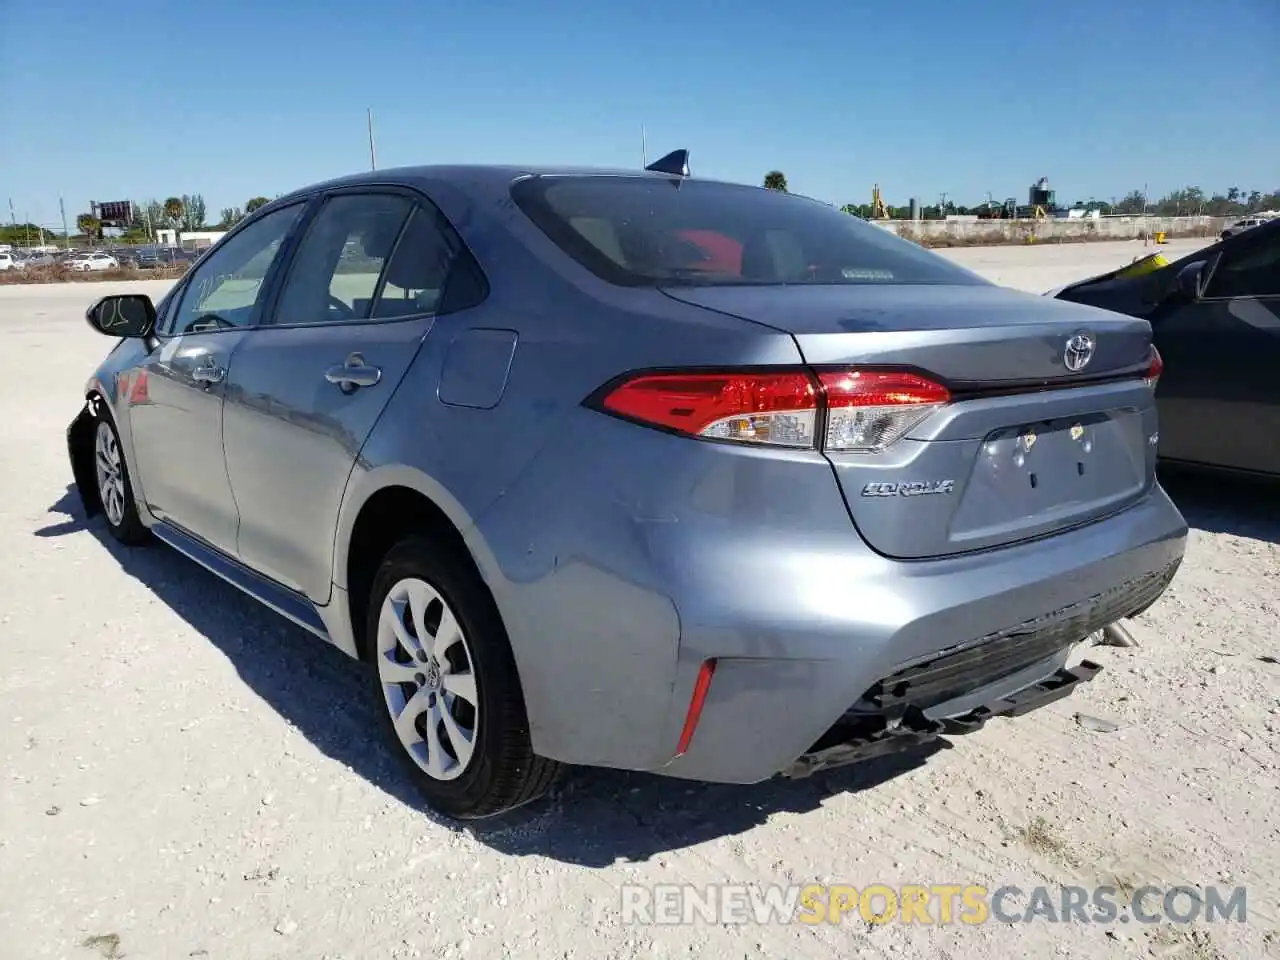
[366,536,562,818]
[93,415,149,545]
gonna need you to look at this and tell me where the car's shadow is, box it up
[37,485,940,866]
[1158,466,1280,542]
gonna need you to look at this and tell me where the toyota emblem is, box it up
[1064,332,1096,372]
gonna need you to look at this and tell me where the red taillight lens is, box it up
[1144,345,1163,388]
[594,367,950,451]
[819,370,951,452]
[599,371,819,447]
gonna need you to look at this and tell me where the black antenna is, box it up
[644,149,690,177]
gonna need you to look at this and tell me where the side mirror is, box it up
[1174,260,1208,302]
[86,294,156,338]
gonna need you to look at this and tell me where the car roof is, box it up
[271,163,737,205]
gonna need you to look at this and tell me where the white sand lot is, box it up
[0,240,1275,959]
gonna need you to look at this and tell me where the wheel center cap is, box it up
[423,659,442,690]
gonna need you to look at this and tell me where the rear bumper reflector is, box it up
[674,659,717,757]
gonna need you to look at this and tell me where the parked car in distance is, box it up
[0,252,20,271]
[1051,217,1280,477]
[67,153,1188,818]
[66,251,119,272]
[1221,215,1272,240]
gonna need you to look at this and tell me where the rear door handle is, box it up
[191,359,226,384]
[325,353,382,392]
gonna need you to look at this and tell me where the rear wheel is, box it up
[93,414,149,545]
[366,535,562,818]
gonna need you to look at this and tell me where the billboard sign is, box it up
[97,200,134,224]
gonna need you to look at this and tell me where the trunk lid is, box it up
[662,283,1159,559]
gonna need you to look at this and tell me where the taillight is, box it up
[1143,345,1163,389]
[599,371,819,447]
[819,370,951,452]
[592,368,950,452]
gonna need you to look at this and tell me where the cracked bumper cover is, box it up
[782,660,1103,778]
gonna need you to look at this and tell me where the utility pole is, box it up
[59,197,69,248]
[641,125,647,166]
[367,108,377,171]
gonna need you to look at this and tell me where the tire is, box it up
[365,535,562,818]
[92,411,149,545]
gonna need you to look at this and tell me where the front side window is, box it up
[273,194,414,324]
[169,204,303,333]
[511,175,987,288]
[1206,229,1280,299]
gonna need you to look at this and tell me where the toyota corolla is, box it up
[67,151,1187,818]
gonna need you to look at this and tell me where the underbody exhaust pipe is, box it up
[1094,621,1139,648]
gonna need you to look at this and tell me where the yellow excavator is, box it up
[871,184,889,219]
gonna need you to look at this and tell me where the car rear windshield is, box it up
[510,175,986,288]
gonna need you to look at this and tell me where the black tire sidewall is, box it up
[365,536,537,819]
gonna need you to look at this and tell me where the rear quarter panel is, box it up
[335,174,809,764]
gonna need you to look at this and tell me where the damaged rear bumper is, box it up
[67,403,102,518]
[782,660,1102,778]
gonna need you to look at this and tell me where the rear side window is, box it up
[511,176,986,288]
[371,207,467,319]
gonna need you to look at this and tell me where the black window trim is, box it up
[257,183,489,331]
[158,198,316,338]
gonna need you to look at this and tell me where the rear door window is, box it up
[272,194,414,325]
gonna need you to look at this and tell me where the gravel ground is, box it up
[1,240,1277,959]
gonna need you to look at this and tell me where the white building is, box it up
[155,229,227,250]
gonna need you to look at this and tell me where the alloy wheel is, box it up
[376,577,480,781]
[94,422,126,527]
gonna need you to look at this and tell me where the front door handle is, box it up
[325,353,382,392]
[191,359,226,384]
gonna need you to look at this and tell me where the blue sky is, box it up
[2,0,1277,227]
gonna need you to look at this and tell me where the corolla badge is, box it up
[861,480,955,498]
[1064,332,1096,372]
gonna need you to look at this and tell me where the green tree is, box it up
[763,171,788,192]
[163,197,185,229]
[1113,190,1147,215]
[245,196,270,213]
[75,213,101,240]
[180,193,207,231]
[218,206,244,228]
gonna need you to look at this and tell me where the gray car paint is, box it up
[76,165,1188,783]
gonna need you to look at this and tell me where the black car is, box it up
[1052,220,1279,477]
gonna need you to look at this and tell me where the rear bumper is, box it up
[653,485,1186,783]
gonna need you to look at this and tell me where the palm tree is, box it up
[163,197,185,227]
[245,196,270,213]
[75,214,101,242]
[763,171,788,192]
